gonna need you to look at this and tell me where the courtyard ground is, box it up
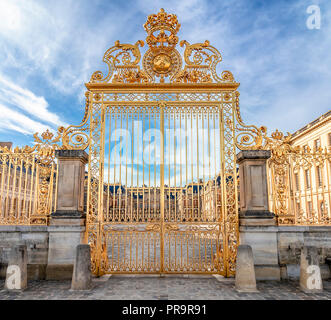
[0,275,330,300]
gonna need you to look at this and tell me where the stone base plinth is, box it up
[46,220,85,280]
[239,224,280,281]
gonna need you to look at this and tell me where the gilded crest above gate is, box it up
[90,8,235,84]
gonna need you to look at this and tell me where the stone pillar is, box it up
[237,150,280,280]
[235,245,258,292]
[300,246,323,292]
[71,244,92,290]
[52,150,88,219]
[5,245,28,290]
[46,150,88,280]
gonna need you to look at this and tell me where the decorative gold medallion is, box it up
[153,54,172,73]
[143,49,181,81]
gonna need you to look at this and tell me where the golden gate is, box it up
[72,9,268,276]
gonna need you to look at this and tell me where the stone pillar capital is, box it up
[236,150,271,163]
[55,150,88,163]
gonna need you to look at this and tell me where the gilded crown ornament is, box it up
[89,8,236,84]
[143,8,180,50]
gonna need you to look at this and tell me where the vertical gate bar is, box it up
[231,93,239,276]
[316,164,326,223]
[125,110,128,222]
[287,156,294,221]
[179,107,183,222]
[202,110,205,222]
[17,158,23,221]
[113,112,117,221]
[289,156,298,223]
[185,109,188,224]
[168,108,171,221]
[154,112,156,222]
[190,109,194,221]
[5,159,11,219]
[320,160,326,221]
[10,161,17,218]
[137,110,140,222]
[96,104,106,276]
[174,108,177,222]
[196,107,200,223]
[142,107,145,222]
[119,109,123,220]
[219,102,228,276]
[160,103,165,273]
[85,93,92,245]
[148,107,151,221]
[28,161,35,219]
[33,164,39,219]
[314,162,320,222]
[107,112,111,222]
[309,166,314,221]
[54,156,59,216]
[131,112,134,222]
[208,109,211,188]
[213,111,217,224]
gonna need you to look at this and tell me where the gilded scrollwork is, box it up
[56,91,90,151]
[263,129,331,225]
[90,40,150,84]
[87,8,237,85]
[234,91,267,150]
[174,40,229,84]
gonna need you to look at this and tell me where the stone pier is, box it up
[46,150,88,280]
[237,150,280,280]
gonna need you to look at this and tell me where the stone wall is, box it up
[277,226,331,280]
[0,225,330,280]
[240,224,331,280]
[0,226,49,280]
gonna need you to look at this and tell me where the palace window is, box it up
[305,169,311,189]
[303,145,309,153]
[314,138,321,150]
[307,201,312,214]
[316,166,323,187]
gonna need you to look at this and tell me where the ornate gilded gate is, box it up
[66,9,266,276]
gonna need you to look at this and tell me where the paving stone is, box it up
[0,278,330,300]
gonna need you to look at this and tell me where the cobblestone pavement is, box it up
[0,276,330,300]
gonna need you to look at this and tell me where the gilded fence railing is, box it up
[265,130,331,225]
[0,130,60,225]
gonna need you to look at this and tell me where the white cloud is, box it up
[0,103,50,135]
[0,0,330,141]
[0,75,65,127]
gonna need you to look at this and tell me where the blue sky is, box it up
[0,0,330,148]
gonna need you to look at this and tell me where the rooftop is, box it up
[291,110,331,141]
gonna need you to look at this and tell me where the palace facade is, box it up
[288,110,331,220]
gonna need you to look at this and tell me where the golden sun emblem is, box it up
[152,54,172,74]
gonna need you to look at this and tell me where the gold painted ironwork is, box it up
[265,130,331,225]
[7,8,326,277]
[0,130,59,225]
[82,9,254,277]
